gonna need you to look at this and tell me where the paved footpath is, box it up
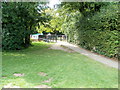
[56,41,119,69]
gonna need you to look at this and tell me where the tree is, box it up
[2,2,49,50]
[49,2,119,59]
[37,8,63,34]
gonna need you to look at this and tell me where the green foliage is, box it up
[77,3,119,58]
[59,2,119,59]
[2,2,48,50]
[38,8,63,33]
[2,2,27,50]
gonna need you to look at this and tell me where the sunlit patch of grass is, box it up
[1,78,34,88]
[2,42,118,88]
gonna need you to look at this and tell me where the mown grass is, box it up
[1,42,118,88]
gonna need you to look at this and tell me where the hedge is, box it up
[65,3,119,59]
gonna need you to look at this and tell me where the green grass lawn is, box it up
[1,42,118,88]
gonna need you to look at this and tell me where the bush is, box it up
[64,3,119,59]
[2,2,39,50]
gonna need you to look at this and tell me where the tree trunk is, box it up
[24,25,32,48]
[25,34,30,48]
